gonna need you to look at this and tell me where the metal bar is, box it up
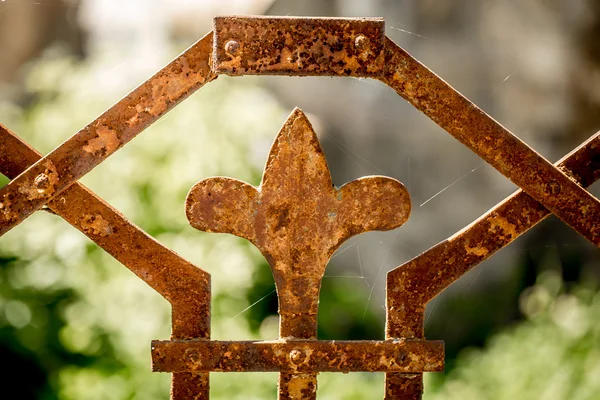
[278,313,318,400]
[151,339,444,373]
[378,37,600,247]
[213,16,385,77]
[0,32,217,238]
[278,373,317,400]
[0,124,212,398]
[385,373,423,400]
[385,130,600,399]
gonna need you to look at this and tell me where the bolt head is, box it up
[225,40,240,55]
[184,348,200,364]
[545,181,561,195]
[289,349,305,365]
[34,173,51,192]
[354,35,369,50]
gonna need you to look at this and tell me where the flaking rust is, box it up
[1,14,600,400]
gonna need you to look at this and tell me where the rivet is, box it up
[225,40,240,56]
[354,35,369,50]
[34,173,51,192]
[184,348,200,364]
[545,181,561,195]
[396,351,407,364]
[289,349,305,365]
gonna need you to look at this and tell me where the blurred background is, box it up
[1,0,600,399]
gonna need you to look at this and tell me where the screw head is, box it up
[354,35,369,50]
[545,180,561,195]
[289,349,305,365]
[184,348,200,364]
[34,173,51,192]
[225,40,240,55]
[396,351,407,365]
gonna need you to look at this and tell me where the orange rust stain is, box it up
[287,374,316,399]
[80,214,112,236]
[465,245,489,257]
[83,125,120,155]
[488,215,518,239]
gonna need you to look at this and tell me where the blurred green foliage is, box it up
[0,51,599,399]
[426,271,600,400]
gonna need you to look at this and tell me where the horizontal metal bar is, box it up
[213,16,385,77]
[151,339,444,373]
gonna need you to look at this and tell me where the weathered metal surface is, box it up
[151,339,444,373]
[385,130,600,399]
[385,373,423,400]
[185,108,413,398]
[0,32,217,238]
[387,129,600,337]
[0,124,213,398]
[213,16,385,77]
[279,373,317,400]
[186,108,410,338]
[2,14,600,400]
[378,37,600,247]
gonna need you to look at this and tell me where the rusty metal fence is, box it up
[1,16,599,400]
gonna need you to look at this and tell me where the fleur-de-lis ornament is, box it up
[186,108,411,339]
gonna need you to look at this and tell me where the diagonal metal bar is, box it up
[0,124,212,398]
[379,37,600,247]
[0,32,217,238]
[388,129,600,337]
[385,130,600,399]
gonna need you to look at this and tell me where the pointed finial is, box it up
[186,108,411,337]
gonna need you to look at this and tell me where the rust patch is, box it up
[82,125,120,155]
[80,214,113,237]
[465,244,489,257]
[16,160,59,201]
[284,374,317,400]
[488,215,519,240]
